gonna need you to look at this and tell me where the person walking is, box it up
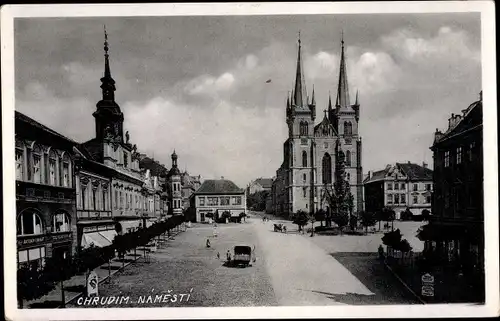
[206,238,211,248]
[217,252,220,260]
[226,249,231,262]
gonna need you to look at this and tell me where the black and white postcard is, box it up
[2,2,498,320]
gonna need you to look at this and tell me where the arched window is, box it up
[32,144,43,184]
[48,150,58,186]
[302,151,308,167]
[322,153,332,184]
[346,150,352,166]
[15,140,25,181]
[344,121,352,136]
[53,211,70,232]
[17,209,44,235]
[61,153,71,187]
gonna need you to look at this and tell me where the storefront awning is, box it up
[118,220,142,232]
[81,231,116,248]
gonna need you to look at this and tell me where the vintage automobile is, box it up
[232,245,256,267]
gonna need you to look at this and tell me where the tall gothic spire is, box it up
[336,32,350,109]
[311,85,316,105]
[354,89,359,106]
[100,25,116,101]
[293,32,308,108]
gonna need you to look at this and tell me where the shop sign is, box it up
[421,285,434,297]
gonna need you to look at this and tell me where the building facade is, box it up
[166,151,183,216]
[193,179,246,223]
[420,92,483,283]
[364,162,433,219]
[272,36,363,218]
[247,178,273,195]
[180,171,202,210]
[15,111,77,269]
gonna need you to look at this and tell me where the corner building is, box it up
[272,36,363,217]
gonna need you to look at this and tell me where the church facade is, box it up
[272,36,363,217]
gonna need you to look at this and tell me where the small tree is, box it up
[349,214,358,231]
[315,209,327,227]
[359,211,377,234]
[331,211,349,235]
[422,209,431,221]
[293,210,309,233]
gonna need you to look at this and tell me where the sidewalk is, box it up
[22,229,185,309]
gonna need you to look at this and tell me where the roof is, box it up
[195,179,244,195]
[253,178,273,189]
[139,157,168,177]
[396,162,433,181]
[15,111,77,145]
[364,163,433,184]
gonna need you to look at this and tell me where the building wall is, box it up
[195,194,246,222]
[15,137,76,268]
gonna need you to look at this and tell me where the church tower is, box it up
[168,150,182,215]
[284,34,317,215]
[330,35,363,213]
[92,27,125,143]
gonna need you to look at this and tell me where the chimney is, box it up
[422,162,428,169]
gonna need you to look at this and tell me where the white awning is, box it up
[118,220,142,232]
[100,230,117,243]
[81,232,112,248]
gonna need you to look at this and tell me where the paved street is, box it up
[71,213,420,307]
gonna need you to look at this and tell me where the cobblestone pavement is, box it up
[70,222,277,308]
[70,214,421,308]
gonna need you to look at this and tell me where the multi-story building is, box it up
[272,35,363,218]
[15,111,77,269]
[138,156,169,219]
[364,162,433,219]
[193,178,246,223]
[247,178,273,195]
[180,171,202,210]
[420,92,483,280]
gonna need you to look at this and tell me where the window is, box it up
[16,148,24,180]
[400,194,406,204]
[426,184,432,191]
[456,147,462,164]
[468,142,475,161]
[62,162,69,187]
[303,173,307,182]
[444,151,450,167]
[344,121,352,136]
[302,151,307,167]
[413,195,418,204]
[82,186,87,210]
[322,153,332,184]
[92,189,97,210]
[413,184,418,191]
[33,154,41,184]
[232,197,242,205]
[300,121,309,136]
[401,183,406,190]
[345,150,351,166]
[394,183,399,190]
[53,212,70,232]
[17,210,43,235]
[387,194,393,204]
[115,191,118,209]
[18,247,46,270]
[120,192,123,209]
[426,195,432,204]
[199,197,205,206]
[208,197,218,206]
[124,153,128,168]
[102,190,107,210]
[221,197,230,206]
[394,194,400,204]
[387,182,393,190]
[49,157,56,185]
[347,173,350,181]
[303,187,307,198]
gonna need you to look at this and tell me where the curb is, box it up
[383,259,426,305]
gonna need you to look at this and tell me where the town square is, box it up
[3,3,496,317]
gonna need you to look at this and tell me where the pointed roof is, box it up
[293,34,308,108]
[354,90,359,106]
[336,35,350,109]
[311,85,316,105]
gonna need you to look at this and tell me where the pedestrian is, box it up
[283,226,287,234]
[206,238,211,248]
[217,252,220,260]
[226,249,231,262]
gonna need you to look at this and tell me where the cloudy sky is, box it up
[15,13,481,187]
